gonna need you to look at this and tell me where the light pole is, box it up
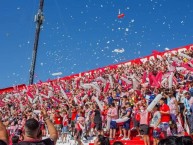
[29,0,44,85]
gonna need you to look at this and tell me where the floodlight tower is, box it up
[29,0,44,85]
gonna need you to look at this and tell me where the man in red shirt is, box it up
[70,105,77,139]
[54,110,63,137]
[159,98,170,137]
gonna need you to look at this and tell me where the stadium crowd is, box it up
[0,46,193,145]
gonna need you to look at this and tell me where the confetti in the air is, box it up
[52,72,63,76]
[40,62,44,66]
[165,47,170,51]
[112,48,125,53]
[0,0,192,88]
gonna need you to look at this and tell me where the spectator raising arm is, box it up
[42,107,58,144]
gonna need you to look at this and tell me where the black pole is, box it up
[29,0,44,85]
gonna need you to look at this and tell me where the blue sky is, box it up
[0,0,193,88]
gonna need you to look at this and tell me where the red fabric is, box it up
[135,113,140,121]
[142,72,147,83]
[76,123,82,131]
[152,50,161,54]
[91,122,95,128]
[156,71,163,84]
[63,120,68,126]
[102,109,108,116]
[160,104,170,122]
[54,115,62,124]
[71,109,77,121]
[104,82,110,92]
[27,92,34,99]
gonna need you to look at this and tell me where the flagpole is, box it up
[29,0,44,85]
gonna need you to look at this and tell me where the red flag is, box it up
[152,50,161,54]
[118,13,125,19]
[27,92,34,99]
[104,82,110,92]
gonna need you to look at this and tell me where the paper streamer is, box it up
[95,77,106,84]
[34,110,41,114]
[33,96,39,104]
[166,61,170,71]
[172,57,182,63]
[5,94,12,99]
[20,103,25,112]
[176,67,186,72]
[172,76,178,86]
[40,93,50,99]
[93,96,103,111]
[149,60,153,65]
[168,72,174,89]
[132,77,138,90]
[107,74,114,88]
[169,65,175,72]
[74,96,78,104]
[60,86,68,100]
[182,64,193,72]
[115,117,129,123]
[14,93,20,98]
[82,94,88,101]
[91,82,100,89]
[2,98,10,103]
[81,83,92,89]
[89,83,101,93]
[10,106,14,115]
[147,94,162,112]
[188,62,193,68]
[39,96,43,106]
[76,95,82,104]
[36,88,39,96]
[48,90,53,98]
[161,78,167,87]
[121,77,130,84]
[72,80,75,89]
[179,52,191,60]
[28,96,33,104]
